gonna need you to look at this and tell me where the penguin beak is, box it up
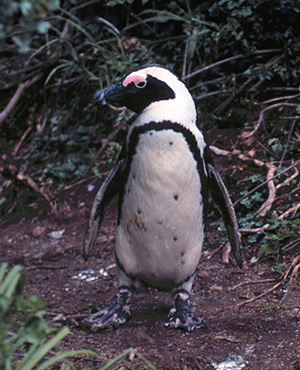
[93,82,125,106]
[93,89,107,105]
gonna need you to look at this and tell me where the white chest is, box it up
[115,128,205,288]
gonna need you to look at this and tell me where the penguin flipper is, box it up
[207,162,243,268]
[82,157,125,260]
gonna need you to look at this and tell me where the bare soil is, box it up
[1,195,300,370]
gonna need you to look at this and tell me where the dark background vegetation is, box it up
[0,0,300,368]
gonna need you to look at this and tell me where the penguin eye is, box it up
[135,80,147,89]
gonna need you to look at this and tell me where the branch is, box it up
[240,223,270,233]
[0,74,41,125]
[98,17,120,35]
[3,164,56,214]
[217,254,300,312]
[212,77,252,115]
[244,102,299,138]
[257,93,300,105]
[276,163,299,191]
[279,202,300,220]
[83,113,135,178]
[279,119,297,167]
[182,48,281,80]
[231,278,276,291]
[210,145,300,217]
[257,163,277,217]
[16,171,56,213]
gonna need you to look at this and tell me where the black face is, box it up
[94,66,176,114]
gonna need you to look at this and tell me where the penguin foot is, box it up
[165,290,206,331]
[83,287,131,331]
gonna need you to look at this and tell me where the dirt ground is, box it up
[1,194,300,370]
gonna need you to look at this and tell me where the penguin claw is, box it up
[83,305,130,330]
[83,288,131,331]
[165,290,206,331]
[165,309,206,331]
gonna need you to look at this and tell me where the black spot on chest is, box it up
[117,120,209,225]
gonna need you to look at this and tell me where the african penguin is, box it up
[82,64,243,331]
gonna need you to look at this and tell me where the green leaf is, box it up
[37,21,51,34]
[100,348,133,370]
[36,349,99,370]
[16,326,70,370]
[0,265,23,298]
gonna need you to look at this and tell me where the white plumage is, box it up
[116,128,204,291]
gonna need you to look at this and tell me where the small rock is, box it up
[210,284,223,291]
[32,226,46,237]
[48,229,65,239]
[52,313,67,322]
[292,307,300,318]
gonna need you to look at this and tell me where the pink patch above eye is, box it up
[123,74,147,87]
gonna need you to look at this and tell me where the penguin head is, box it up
[94,65,197,125]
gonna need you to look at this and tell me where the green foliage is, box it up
[258,217,300,259]
[0,0,60,52]
[261,302,284,314]
[0,0,299,233]
[0,263,156,369]
[0,263,97,369]
[236,170,300,260]
[105,0,134,6]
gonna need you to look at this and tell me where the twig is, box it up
[207,244,224,259]
[0,74,41,124]
[217,254,300,312]
[83,113,135,177]
[212,77,252,114]
[248,78,265,92]
[98,17,120,35]
[182,39,189,79]
[210,145,300,215]
[256,140,280,159]
[183,54,244,80]
[12,125,32,156]
[195,358,204,370]
[26,265,69,270]
[182,48,281,80]
[257,93,300,105]
[257,163,277,217]
[282,237,300,252]
[282,262,300,303]
[269,87,300,92]
[245,102,299,138]
[194,90,230,101]
[279,202,300,219]
[232,159,300,206]
[279,119,297,168]
[210,145,277,212]
[56,175,103,194]
[276,163,299,191]
[4,163,57,214]
[231,278,276,291]
[17,171,56,213]
[240,223,270,233]
[281,116,300,120]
